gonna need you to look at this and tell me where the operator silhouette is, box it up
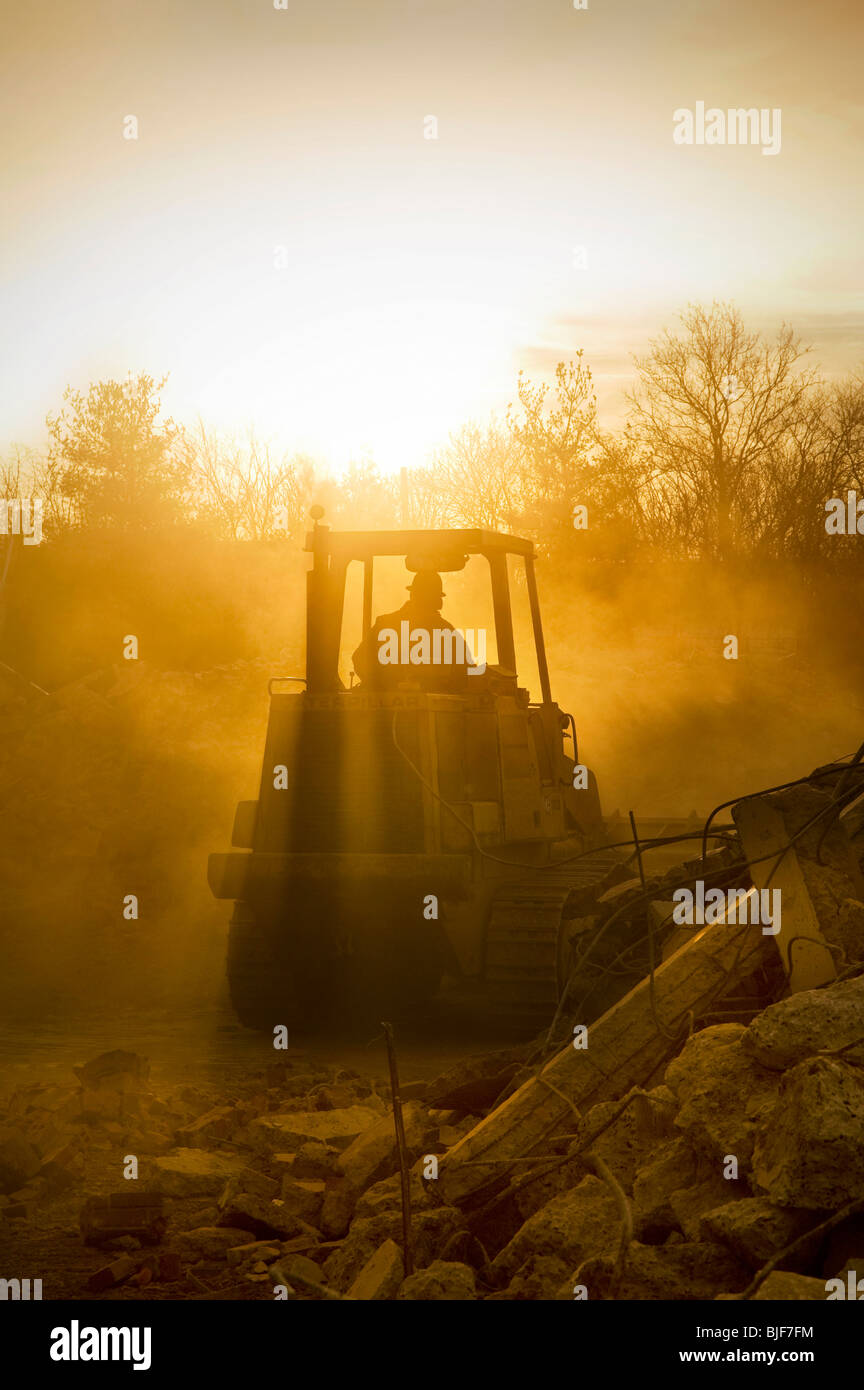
[352,569,475,691]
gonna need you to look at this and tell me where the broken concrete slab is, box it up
[248,1106,381,1154]
[279,1253,325,1285]
[397,1260,476,1300]
[269,1154,296,1180]
[581,1090,673,1192]
[353,1170,434,1223]
[217,1190,319,1242]
[175,1226,251,1259]
[37,1138,83,1192]
[733,785,864,991]
[175,1105,238,1148]
[77,1089,147,1125]
[80,1193,168,1247]
[438,1122,471,1147]
[700,1197,819,1270]
[74,1050,150,1092]
[742,975,864,1071]
[291,1141,341,1180]
[86,1254,140,1292]
[315,1105,436,1240]
[278,1177,326,1225]
[752,1056,864,1210]
[279,1068,333,1093]
[218,1171,279,1208]
[125,1130,174,1157]
[148,1148,254,1198]
[280,1233,323,1256]
[494,1255,571,1301]
[434,913,772,1209]
[665,1024,781,1171]
[318,1178,357,1240]
[102,1234,142,1254]
[313,1084,359,1111]
[751,1271,829,1300]
[646,900,691,962]
[632,1139,702,1240]
[7,1081,80,1127]
[322,1207,466,1293]
[347,1238,404,1300]
[669,1172,742,1243]
[334,1101,434,1196]
[571,1240,749,1300]
[491,1175,620,1283]
[226,1240,282,1268]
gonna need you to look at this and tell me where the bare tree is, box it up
[627,303,818,561]
[0,451,23,505]
[400,463,458,528]
[0,446,80,539]
[507,355,601,545]
[192,424,315,539]
[426,419,522,529]
[758,376,864,562]
[324,460,399,529]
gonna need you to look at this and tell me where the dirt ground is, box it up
[0,994,519,1301]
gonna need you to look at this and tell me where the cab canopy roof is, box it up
[305,527,535,567]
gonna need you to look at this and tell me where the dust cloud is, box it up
[0,531,860,1018]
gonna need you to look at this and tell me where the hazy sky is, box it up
[2,0,863,470]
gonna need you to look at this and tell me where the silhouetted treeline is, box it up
[3,303,863,571]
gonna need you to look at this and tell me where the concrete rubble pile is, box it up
[1,758,862,1300]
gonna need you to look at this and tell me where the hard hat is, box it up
[407,570,445,602]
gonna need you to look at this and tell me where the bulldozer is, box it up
[208,509,613,1032]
